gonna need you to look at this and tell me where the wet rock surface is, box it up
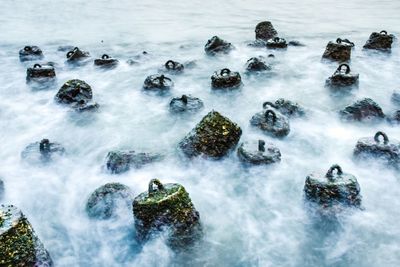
[363,30,394,51]
[26,63,56,83]
[322,38,354,62]
[304,165,361,207]
[164,60,184,73]
[263,98,306,118]
[66,47,90,63]
[339,98,384,122]
[250,109,290,138]
[237,140,281,165]
[19,46,44,62]
[132,179,202,249]
[55,79,98,110]
[94,54,119,68]
[266,37,287,49]
[21,139,65,163]
[143,74,174,91]
[354,131,400,167]
[86,183,133,219]
[391,90,400,106]
[288,40,305,47]
[325,63,359,88]
[255,21,278,42]
[0,179,3,200]
[204,36,234,55]
[211,68,242,89]
[106,150,164,174]
[169,94,204,113]
[245,56,271,72]
[0,205,53,266]
[388,110,400,124]
[178,111,242,159]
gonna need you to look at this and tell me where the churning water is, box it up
[1,0,400,266]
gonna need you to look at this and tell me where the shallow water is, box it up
[1,0,400,266]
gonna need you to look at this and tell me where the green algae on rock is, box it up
[132,179,202,249]
[178,111,242,159]
[304,165,361,208]
[86,183,133,219]
[0,205,53,267]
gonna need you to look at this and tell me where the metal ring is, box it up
[326,164,343,180]
[165,60,176,70]
[374,131,389,145]
[101,54,110,59]
[380,30,388,35]
[264,109,277,124]
[258,140,266,152]
[220,68,231,76]
[263,101,277,109]
[33,64,42,68]
[148,179,165,194]
[337,63,351,74]
[24,46,31,51]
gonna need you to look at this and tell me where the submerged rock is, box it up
[19,46,44,62]
[339,98,384,122]
[132,179,202,249]
[211,68,242,89]
[304,165,361,207]
[250,109,290,138]
[178,111,242,159]
[288,40,305,47]
[86,183,133,219]
[245,56,271,72]
[204,36,234,55]
[322,38,354,62]
[164,60,184,73]
[94,54,119,68]
[325,63,359,88]
[143,74,174,91]
[363,30,394,51]
[255,21,278,42]
[391,90,400,106]
[353,131,400,167]
[388,110,400,124]
[26,63,56,83]
[237,140,281,165]
[21,139,65,163]
[169,95,204,114]
[106,150,164,174]
[263,98,306,118]
[0,205,53,266]
[0,179,3,200]
[57,45,75,52]
[266,37,287,49]
[66,47,90,63]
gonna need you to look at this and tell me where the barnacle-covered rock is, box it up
[263,98,306,118]
[266,37,287,49]
[255,21,278,42]
[245,56,271,72]
[204,36,234,55]
[322,38,354,62]
[325,63,359,88]
[21,139,65,163]
[363,30,394,51]
[132,179,202,249]
[94,54,119,69]
[19,46,44,62]
[164,60,184,73]
[66,47,90,63]
[169,95,204,114]
[304,165,361,207]
[143,74,174,91]
[353,131,400,167]
[86,183,133,219]
[26,63,56,83]
[178,111,242,159]
[250,109,290,138]
[211,68,242,89]
[55,79,98,111]
[339,98,384,122]
[106,150,164,174]
[0,205,53,266]
[237,140,281,165]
